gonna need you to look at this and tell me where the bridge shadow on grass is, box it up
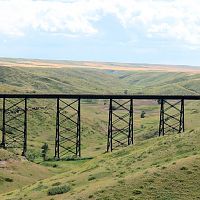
[47,156,93,162]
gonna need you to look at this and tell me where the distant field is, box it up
[0,57,200,73]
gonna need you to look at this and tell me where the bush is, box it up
[132,189,142,195]
[112,105,117,110]
[180,166,188,170]
[41,143,48,161]
[4,177,13,182]
[124,89,128,94]
[26,149,40,162]
[141,111,146,118]
[88,176,96,181]
[42,162,58,168]
[47,185,70,196]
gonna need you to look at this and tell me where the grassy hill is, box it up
[0,66,127,94]
[1,64,200,95]
[0,59,200,199]
[1,128,199,200]
[0,149,53,194]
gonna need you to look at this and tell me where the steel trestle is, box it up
[107,99,134,151]
[55,98,81,159]
[1,98,27,156]
[0,94,199,158]
[159,99,184,136]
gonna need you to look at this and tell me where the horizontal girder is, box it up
[0,94,200,100]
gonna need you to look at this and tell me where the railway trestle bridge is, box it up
[0,94,199,159]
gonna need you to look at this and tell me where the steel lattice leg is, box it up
[128,99,134,145]
[1,98,28,156]
[107,98,134,152]
[159,99,165,136]
[22,98,27,156]
[55,98,60,159]
[55,98,81,159]
[107,99,113,152]
[76,98,81,157]
[159,99,185,136]
[1,98,6,148]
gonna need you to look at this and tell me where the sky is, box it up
[0,0,200,66]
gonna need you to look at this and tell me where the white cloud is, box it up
[0,0,200,46]
[0,0,99,36]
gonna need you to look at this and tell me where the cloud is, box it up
[0,0,200,46]
[0,0,99,36]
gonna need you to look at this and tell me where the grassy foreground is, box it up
[0,149,53,194]
[0,128,200,200]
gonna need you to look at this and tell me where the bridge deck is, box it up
[0,94,200,100]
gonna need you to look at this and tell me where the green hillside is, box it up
[0,66,127,94]
[1,129,200,200]
[1,65,200,94]
[0,62,200,200]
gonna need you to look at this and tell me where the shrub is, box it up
[140,111,146,118]
[124,89,128,94]
[41,143,48,161]
[112,105,117,110]
[42,162,58,168]
[4,177,13,182]
[88,176,96,181]
[132,189,142,195]
[26,149,40,162]
[180,166,188,170]
[47,185,70,196]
